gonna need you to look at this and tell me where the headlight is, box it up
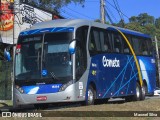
[16,85,25,94]
[59,80,73,92]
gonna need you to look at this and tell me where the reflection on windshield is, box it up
[15,32,73,81]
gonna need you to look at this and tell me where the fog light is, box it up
[16,85,25,94]
[59,80,73,92]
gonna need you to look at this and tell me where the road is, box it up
[0,95,160,112]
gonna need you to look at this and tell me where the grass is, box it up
[0,99,160,120]
[0,100,12,108]
[50,98,160,111]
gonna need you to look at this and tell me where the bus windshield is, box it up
[15,32,73,82]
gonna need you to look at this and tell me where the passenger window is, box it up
[89,31,96,51]
[140,40,148,55]
[93,30,101,51]
[100,31,105,52]
[146,39,153,56]
[89,28,101,55]
[100,31,110,52]
[122,35,131,54]
[113,33,123,53]
[89,27,112,55]
[132,37,140,55]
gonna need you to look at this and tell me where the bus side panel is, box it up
[138,56,156,93]
[87,54,138,99]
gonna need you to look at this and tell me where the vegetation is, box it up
[21,0,85,13]
[114,13,160,47]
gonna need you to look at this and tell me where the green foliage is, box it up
[155,17,160,29]
[28,0,85,12]
[137,13,154,26]
[114,13,160,48]
[0,61,12,100]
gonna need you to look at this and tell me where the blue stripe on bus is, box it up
[22,84,62,94]
[107,27,150,38]
[87,53,156,99]
[101,55,135,98]
[19,27,74,36]
[111,72,138,97]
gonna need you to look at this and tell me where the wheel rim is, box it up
[88,89,94,104]
[142,86,145,95]
[136,86,140,98]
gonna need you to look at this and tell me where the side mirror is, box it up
[69,40,76,54]
[4,48,11,61]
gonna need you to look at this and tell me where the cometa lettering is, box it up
[102,56,120,67]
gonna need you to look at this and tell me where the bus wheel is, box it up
[133,83,141,101]
[140,84,145,100]
[34,104,48,110]
[87,85,96,105]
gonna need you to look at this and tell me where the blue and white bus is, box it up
[6,19,156,108]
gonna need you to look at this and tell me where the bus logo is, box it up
[102,56,120,68]
[41,69,47,76]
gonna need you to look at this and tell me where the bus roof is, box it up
[22,19,151,38]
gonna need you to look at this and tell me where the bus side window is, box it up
[101,30,112,52]
[89,30,96,51]
[132,37,140,55]
[113,33,122,53]
[139,38,149,55]
[93,30,101,52]
[146,39,153,56]
[122,34,131,54]
[89,28,101,55]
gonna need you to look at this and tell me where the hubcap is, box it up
[88,89,94,104]
[136,86,140,98]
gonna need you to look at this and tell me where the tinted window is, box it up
[89,27,112,56]
[132,36,152,56]
[112,32,123,53]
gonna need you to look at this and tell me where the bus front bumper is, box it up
[14,84,85,105]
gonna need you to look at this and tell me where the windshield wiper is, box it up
[50,72,58,80]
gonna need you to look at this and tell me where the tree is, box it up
[155,17,160,29]
[137,13,154,26]
[124,22,145,33]
[116,19,125,27]
[129,16,138,23]
[144,23,157,37]
[22,0,85,12]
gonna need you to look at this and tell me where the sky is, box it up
[61,0,160,23]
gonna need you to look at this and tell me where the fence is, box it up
[0,60,12,100]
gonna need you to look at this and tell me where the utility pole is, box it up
[100,0,105,24]
[155,36,160,87]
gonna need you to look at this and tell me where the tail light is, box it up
[16,44,21,53]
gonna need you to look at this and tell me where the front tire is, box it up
[87,85,96,105]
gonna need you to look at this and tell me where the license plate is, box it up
[36,96,47,101]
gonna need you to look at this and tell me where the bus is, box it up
[5,19,156,109]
